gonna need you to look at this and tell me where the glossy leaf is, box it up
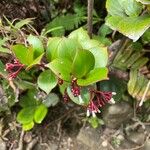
[106,0,142,17]
[68,27,90,42]
[12,44,33,65]
[77,68,108,86]
[72,50,95,78]
[46,37,62,61]
[23,121,34,131]
[47,37,79,62]
[26,53,44,70]
[106,15,150,41]
[38,69,57,94]
[27,35,44,58]
[17,107,36,124]
[81,40,108,68]
[34,104,48,124]
[46,58,72,81]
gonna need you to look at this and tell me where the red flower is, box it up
[87,89,116,117]
[5,59,24,80]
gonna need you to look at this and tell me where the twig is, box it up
[87,0,94,38]
[139,80,150,106]
[26,137,39,150]
[16,130,24,150]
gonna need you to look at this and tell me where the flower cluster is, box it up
[5,59,24,80]
[87,89,116,117]
[60,77,116,117]
[71,78,80,97]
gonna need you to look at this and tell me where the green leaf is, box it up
[27,35,44,58]
[22,121,34,131]
[46,37,79,61]
[106,15,150,41]
[17,107,36,124]
[98,24,112,37]
[128,70,138,95]
[34,104,48,124]
[46,58,72,81]
[72,50,95,78]
[19,90,37,108]
[142,29,150,44]
[106,0,142,17]
[26,53,44,70]
[80,40,108,68]
[136,0,150,4]
[68,28,90,42]
[44,13,86,36]
[12,44,33,65]
[88,117,104,128]
[77,68,108,86]
[67,86,90,105]
[38,69,57,94]
[43,93,59,107]
[46,37,63,61]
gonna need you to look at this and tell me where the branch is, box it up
[87,0,94,38]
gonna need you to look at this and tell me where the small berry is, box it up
[63,92,70,103]
[58,78,63,85]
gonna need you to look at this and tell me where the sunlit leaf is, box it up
[77,68,108,86]
[23,121,34,131]
[46,58,72,81]
[72,50,95,78]
[27,35,44,58]
[34,104,48,124]
[106,15,150,41]
[17,107,36,124]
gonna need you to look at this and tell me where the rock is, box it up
[102,102,133,129]
[77,126,102,149]
[0,138,6,150]
[77,126,113,150]
[120,139,137,149]
[144,139,150,150]
[127,132,145,145]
